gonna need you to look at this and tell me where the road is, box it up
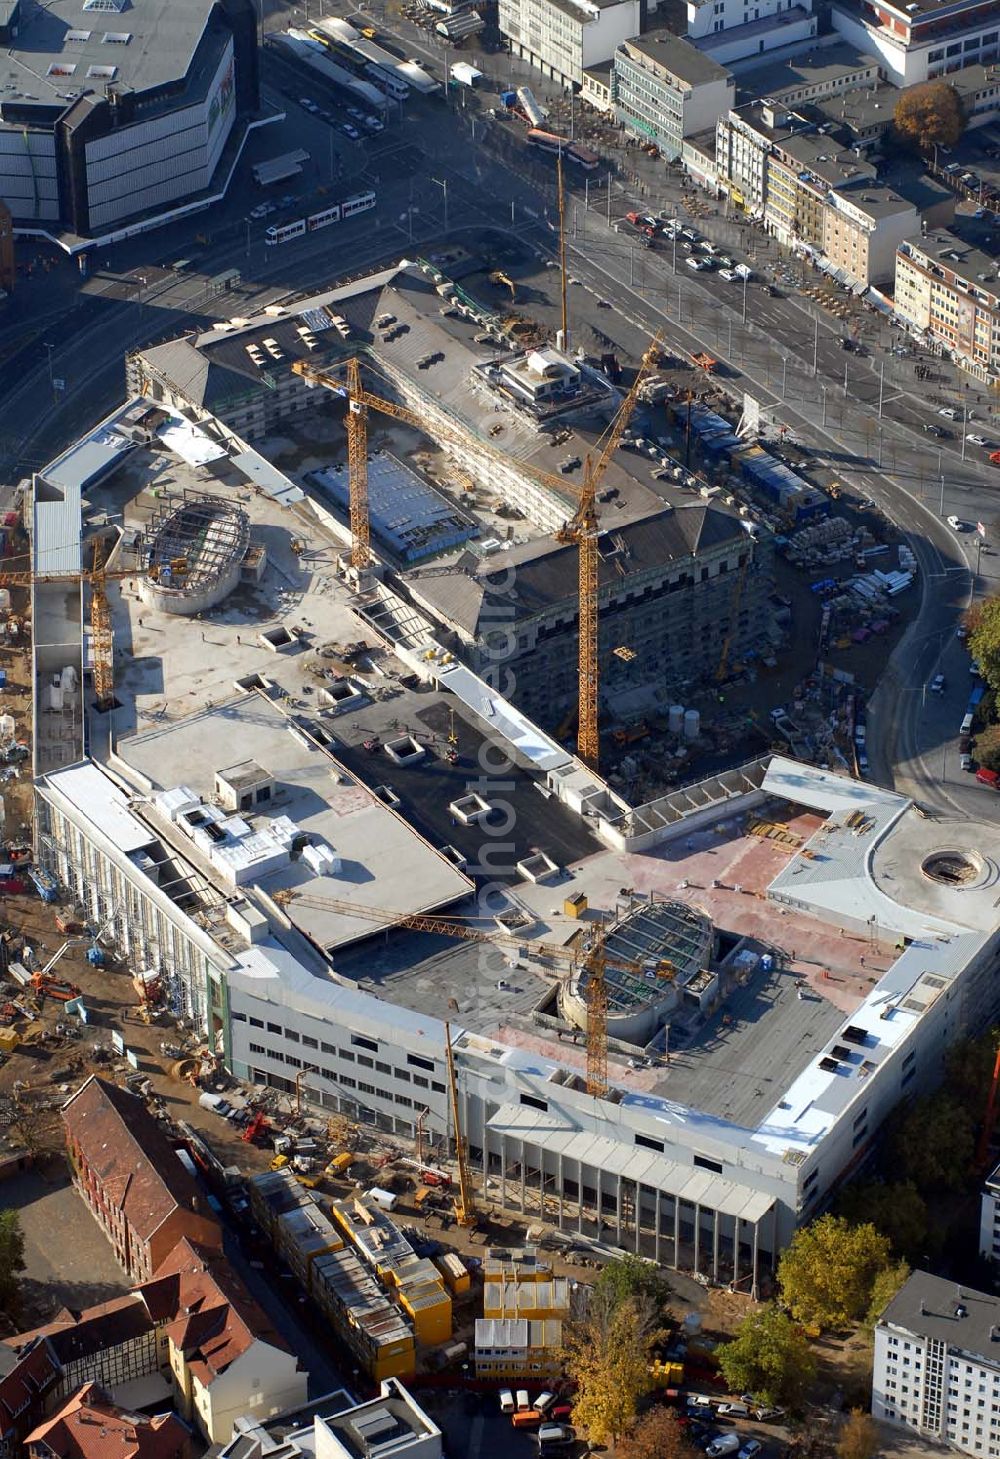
[3,14,997,818]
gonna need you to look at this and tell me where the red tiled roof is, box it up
[26,1383,189,1459]
[0,1341,59,1430]
[4,1297,154,1366]
[62,1077,211,1243]
[142,1239,290,1380]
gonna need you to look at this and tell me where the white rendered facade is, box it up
[831,0,999,85]
[873,1272,1000,1454]
[498,0,640,89]
[979,1163,1000,1265]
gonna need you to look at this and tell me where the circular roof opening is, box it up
[921,849,984,887]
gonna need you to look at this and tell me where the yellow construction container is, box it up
[434,1251,471,1295]
[399,1277,452,1346]
[327,1152,354,1174]
[563,893,588,918]
[0,1028,19,1053]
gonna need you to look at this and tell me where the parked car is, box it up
[536,1424,575,1449]
[499,1391,515,1415]
[922,423,947,437]
[961,752,973,771]
[929,673,945,694]
[968,434,990,448]
[341,123,360,139]
[686,256,707,271]
[938,406,960,419]
[976,767,1000,789]
[706,1437,741,1458]
[718,269,737,281]
[947,515,963,530]
[739,1442,764,1459]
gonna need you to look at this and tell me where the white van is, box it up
[534,1391,556,1414]
[717,1401,751,1418]
[961,713,974,735]
[499,1390,515,1415]
[706,1438,741,1458]
[516,1389,530,1411]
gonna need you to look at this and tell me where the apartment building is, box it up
[498,0,639,89]
[150,1239,307,1444]
[716,101,809,217]
[823,184,922,286]
[613,34,734,160]
[832,0,999,84]
[765,133,876,249]
[26,1384,192,1459]
[873,1270,1000,1455]
[4,1239,306,1449]
[62,1077,223,1282]
[894,228,1000,381]
[0,1341,61,1459]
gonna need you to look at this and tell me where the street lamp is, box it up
[430,176,449,234]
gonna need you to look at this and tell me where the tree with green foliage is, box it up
[887,1092,974,1192]
[717,1303,816,1408]
[974,726,1000,774]
[564,1294,654,1445]
[836,1181,928,1263]
[865,1260,910,1328]
[0,1209,25,1316]
[894,80,965,152]
[969,596,1000,698]
[593,1253,670,1316]
[778,1214,893,1331]
[945,1028,1000,1107]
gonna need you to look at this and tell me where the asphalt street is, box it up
[2,11,998,819]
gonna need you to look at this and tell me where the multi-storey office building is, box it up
[0,0,260,241]
[497,0,639,89]
[831,0,999,84]
[613,34,733,161]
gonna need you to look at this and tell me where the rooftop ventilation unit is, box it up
[818,1056,841,1073]
[842,1024,868,1045]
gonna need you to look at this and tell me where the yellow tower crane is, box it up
[292,340,659,773]
[557,337,662,766]
[272,888,676,1099]
[444,1021,475,1226]
[0,545,137,712]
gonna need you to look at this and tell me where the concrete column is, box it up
[539,1151,545,1218]
[500,1139,508,1209]
[655,1194,662,1264]
[576,1159,583,1234]
[694,1203,701,1274]
[520,1141,526,1213]
[558,1152,564,1230]
[635,1189,641,1256]
[751,1219,761,1301]
[733,1217,740,1288]
[712,1206,720,1283]
[616,1174,623,1246]
[674,1197,680,1266]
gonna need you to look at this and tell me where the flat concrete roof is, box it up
[1,0,224,119]
[619,33,732,87]
[115,692,474,953]
[734,42,879,103]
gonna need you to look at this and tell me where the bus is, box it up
[526,129,599,170]
[265,191,376,244]
[364,61,409,99]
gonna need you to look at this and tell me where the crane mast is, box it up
[444,1021,476,1225]
[345,356,370,571]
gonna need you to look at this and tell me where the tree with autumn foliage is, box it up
[617,1407,700,1459]
[564,1291,654,1445]
[894,80,965,152]
[837,1408,879,1459]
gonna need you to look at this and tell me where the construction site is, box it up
[0,218,989,1339]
